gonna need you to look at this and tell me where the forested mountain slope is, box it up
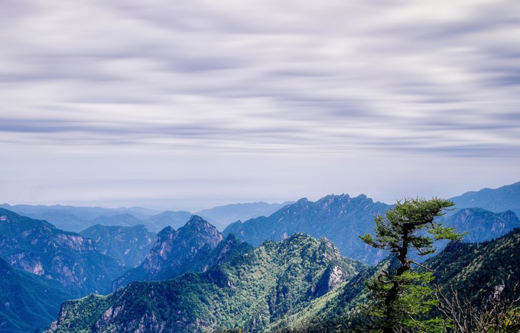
[48,234,365,332]
[0,257,72,333]
[0,208,126,296]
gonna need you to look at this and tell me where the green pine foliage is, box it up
[359,198,460,332]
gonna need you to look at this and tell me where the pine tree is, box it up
[360,198,461,332]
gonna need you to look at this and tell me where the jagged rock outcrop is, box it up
[113,215,224,288]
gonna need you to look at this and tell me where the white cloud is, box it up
[0,0,519,207]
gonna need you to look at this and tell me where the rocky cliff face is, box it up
[0,208,126,296]
[113,215,224,288]
[80,224,156,267]
[224,194,390,264]
[48,233,366,333]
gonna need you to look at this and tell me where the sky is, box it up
[1,0,519,211]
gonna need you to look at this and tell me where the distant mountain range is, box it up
[449,181,520,217]
[444,207,520,242]
[0,204,158,232]
[196,201,293,230]
[0,201,292,233]
[224,182,520,264]
[224,194,390,264]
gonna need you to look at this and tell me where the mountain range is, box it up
[224,182,520,264]
[0,201,292,233]
[196,201,293,230]
[1,181,519,331]
[46,228,520,332]
[224,194,390,264]
[449,181,520,217]
[47,233,365,332]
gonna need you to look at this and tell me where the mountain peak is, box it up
[185,215,209,227]
[157,226,175,237]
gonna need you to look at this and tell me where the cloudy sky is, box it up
[1,0,519,211]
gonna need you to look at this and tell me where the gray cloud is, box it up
[0,0,519,207]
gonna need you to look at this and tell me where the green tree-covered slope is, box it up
[280,229,520,332]
[0,257,72,333]
[48,234,365,332]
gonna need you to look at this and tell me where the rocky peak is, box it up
[114,216,224,288]
[184,215,212,230]
[156,226,176,238]
[178,215,223,247]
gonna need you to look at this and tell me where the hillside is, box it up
[276,229,520,331]
[0,257,72,333]
[47,234,365,332]
[427,228,520,299]
[80,225,156,267]
[0,208,127,296]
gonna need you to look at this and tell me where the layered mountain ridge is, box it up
[0,208,126,296]
[224,194,392,264]
[47,229,520,332]
[48,233,365,332]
